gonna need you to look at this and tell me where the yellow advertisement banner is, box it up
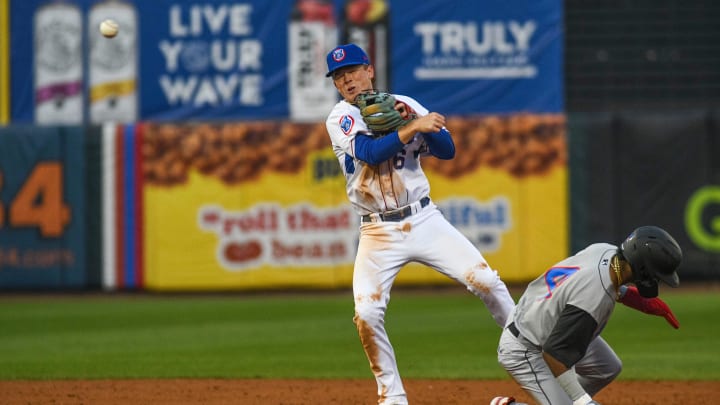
[142,115,566,290]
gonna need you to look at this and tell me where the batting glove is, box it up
[619,285,680,329]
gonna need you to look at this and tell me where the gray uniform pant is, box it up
[497,327,622,405]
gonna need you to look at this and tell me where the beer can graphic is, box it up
[342,0,390,92]
[288,0,339,122]
[88,0,138,124]
[34,1,84,125]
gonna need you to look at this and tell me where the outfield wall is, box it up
[0,116,568,290]
[568,110,720,281]
[2,110,718,290]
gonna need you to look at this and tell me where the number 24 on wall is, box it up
[0,162,71,238]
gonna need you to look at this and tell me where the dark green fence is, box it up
[569,109,720,280]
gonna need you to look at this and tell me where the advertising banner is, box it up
[140,115,566,290]
[391,0,563,114]
[140,120,352,289]
[9,0,563,123]
[0,126,86,288]
[33,2,85,124]
[88,1,138,124]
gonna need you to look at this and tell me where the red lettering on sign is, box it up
[222,209,278,234]
[287,208,350,231]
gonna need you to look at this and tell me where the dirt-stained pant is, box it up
[353,203,515,405]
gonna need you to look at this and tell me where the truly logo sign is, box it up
[413,20,538,80]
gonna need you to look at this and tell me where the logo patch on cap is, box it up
[340,115,354,135]
[332,48,346,62]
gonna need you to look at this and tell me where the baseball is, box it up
[99,19,119,38]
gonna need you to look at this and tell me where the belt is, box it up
[508,322,520,338]
[361,196,430,223]
[506,322,541,350]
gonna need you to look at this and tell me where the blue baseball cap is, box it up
[326,44,370,77]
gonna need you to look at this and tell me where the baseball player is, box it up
[495,226,682,405]
[324,43,516,405]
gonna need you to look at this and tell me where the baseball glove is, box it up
[354,91,414,134]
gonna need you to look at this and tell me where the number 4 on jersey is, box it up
[0,162,71,238]
[543,266,579,298]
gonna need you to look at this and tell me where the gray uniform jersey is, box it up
[498,243,623,405]
[511,243,618,345]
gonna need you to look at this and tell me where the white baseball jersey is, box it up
[325,95,431,216]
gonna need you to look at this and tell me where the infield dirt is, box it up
[1,379,718,404]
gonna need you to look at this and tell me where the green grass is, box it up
[0,287,718,380]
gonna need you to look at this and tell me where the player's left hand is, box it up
[355,91,412,134]
[619,285,680,329]
[645,296,680,329]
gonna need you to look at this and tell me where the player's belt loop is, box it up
[361,196,430,223]
[508,322,520,338]
[413,196,431,214]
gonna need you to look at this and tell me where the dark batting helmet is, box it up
[620,226,682,298]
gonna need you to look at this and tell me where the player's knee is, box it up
[605,356,622,381]
[596,353,622,382]
[353,303,384,326]
[580,356,622,396]
[594,357,622,380]
[463,263,501,295]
